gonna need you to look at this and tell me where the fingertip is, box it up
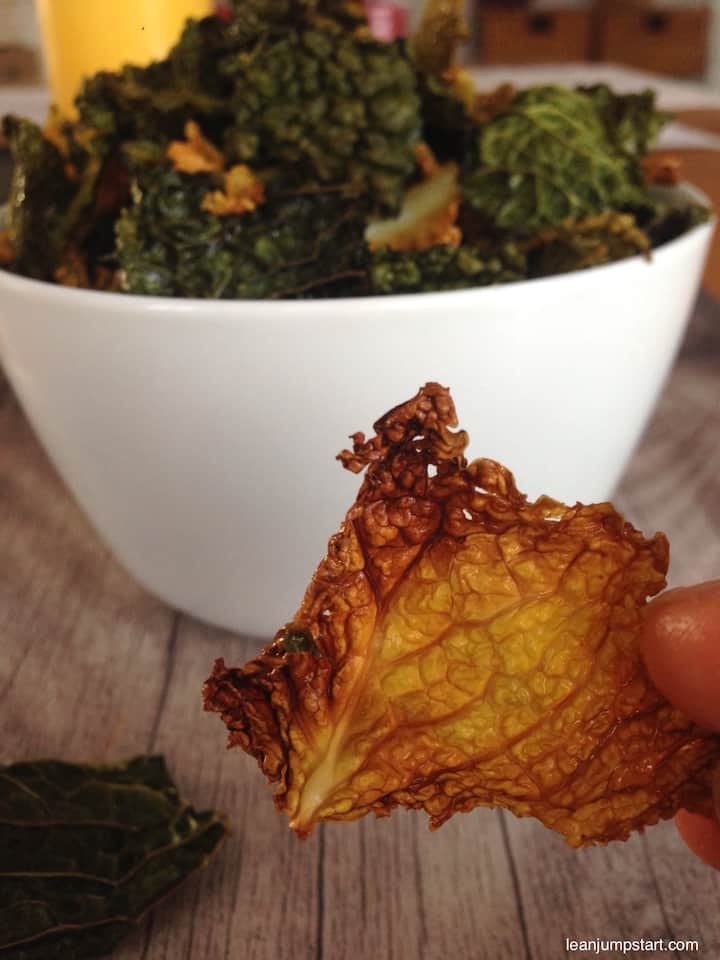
[641,580,720,731]
[675,810,720,871]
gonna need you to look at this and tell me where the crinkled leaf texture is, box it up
[0,756,226,959]
[462,86,648,233]
[204,384,719,847]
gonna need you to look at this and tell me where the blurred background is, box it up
[2,0,720,84]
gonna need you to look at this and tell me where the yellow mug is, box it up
[36,0,215,116]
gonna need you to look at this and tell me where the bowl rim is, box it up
[0,182,714,317]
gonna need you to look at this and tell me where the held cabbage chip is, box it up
[204,385,719,846]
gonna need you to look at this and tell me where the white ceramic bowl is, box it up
[0,191,713,635]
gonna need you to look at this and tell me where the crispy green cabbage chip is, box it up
[204,384,719,846]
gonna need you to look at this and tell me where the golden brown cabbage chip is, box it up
[204,384,719,846]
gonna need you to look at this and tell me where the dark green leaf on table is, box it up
[0,756,227,960]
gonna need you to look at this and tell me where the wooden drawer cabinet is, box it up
[0,45,39,84]
[480,10,592,64]
[598,8,710,77]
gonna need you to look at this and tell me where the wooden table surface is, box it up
[1,287,719,960]
[2,111,720,959]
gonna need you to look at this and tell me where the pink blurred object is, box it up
[365,1,408,40]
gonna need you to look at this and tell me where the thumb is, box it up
[675,806,720,871]
[642,581,720,869]
[641,579,720,731]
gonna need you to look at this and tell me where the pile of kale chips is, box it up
[0,0,709,299]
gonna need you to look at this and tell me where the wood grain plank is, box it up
[0,388,175,763]
[616,361,720,587]
[1,288,718,959]
[0,382,178,956]
[322,805,529,960]
[612,307,720,959]
[322,812,425,960]
[642,821,720,957]
[503,818,676,960]
[417,810,530,960]
[504,816,720,958]
[114,618,321,960]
